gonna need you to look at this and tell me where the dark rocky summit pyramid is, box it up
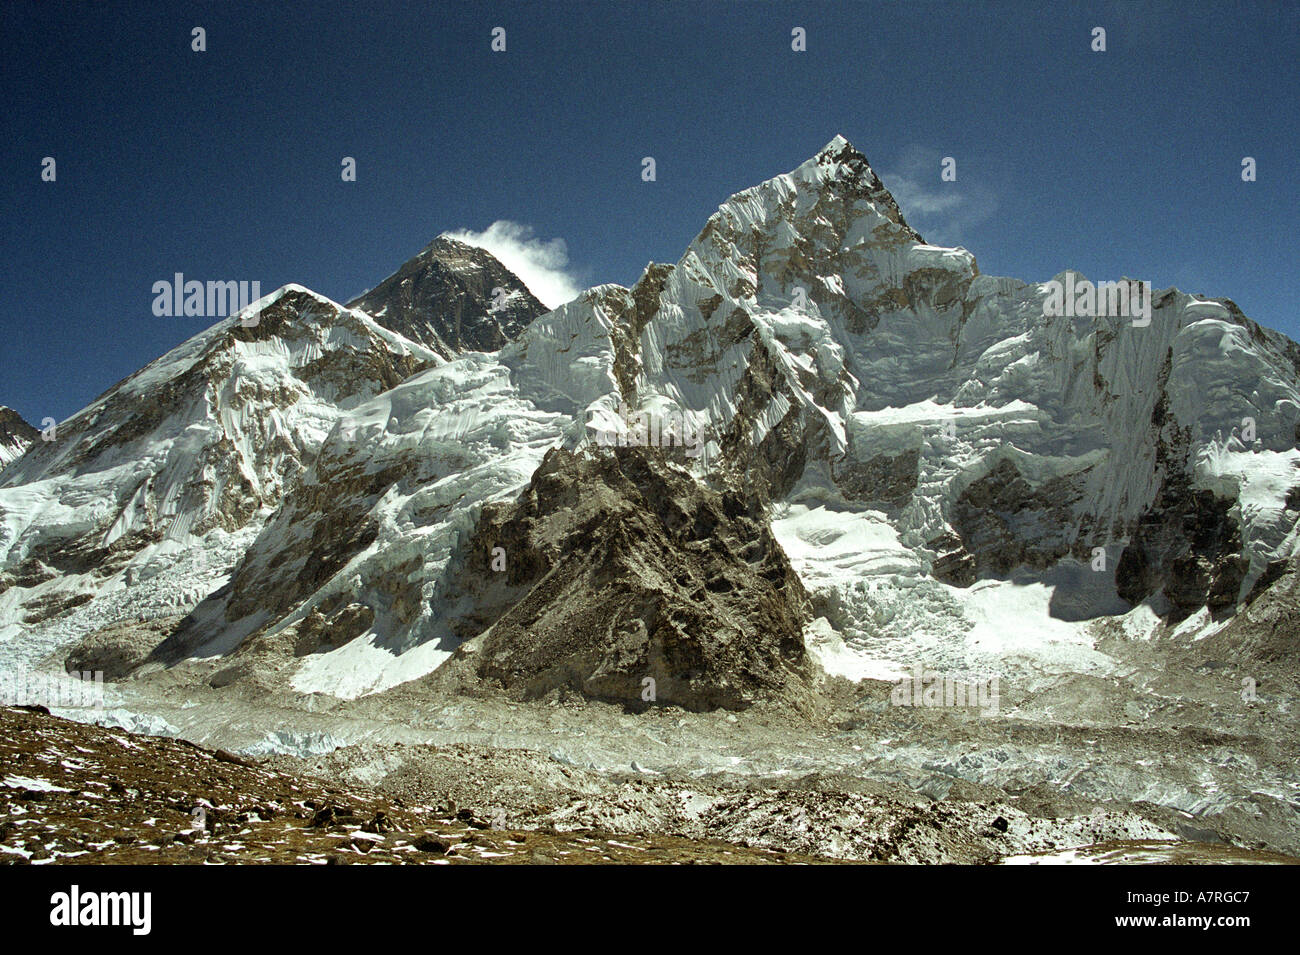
[348,235,549,357]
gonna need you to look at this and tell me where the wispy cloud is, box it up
[878,145,998,247]
[442,220,586,310]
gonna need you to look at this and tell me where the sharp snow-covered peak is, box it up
[347,235,549,357]
[506,137,1300,628]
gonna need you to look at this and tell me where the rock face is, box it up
[1114,393,1251,619]
[65,615,187,680]
[1187,557,1300,689]
[943,458,1088,581]
[437,447,813,711]
[0,406,38,469]
[348,236,548,357]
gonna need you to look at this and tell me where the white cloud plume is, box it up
[879,145,998,246]
[442,220,585,310]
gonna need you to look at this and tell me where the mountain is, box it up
[500,134,1300,655]
[427,446,814,711]
[4,134,1299,866]
[4,135,1299,714]
[0,286,442,657]
[0,406,38,468]
[347,235,549,357]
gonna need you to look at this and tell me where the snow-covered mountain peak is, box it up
[504,139,1300,633]
[0,285,441,645]
[677,138,926,323]
[803,134,893,191]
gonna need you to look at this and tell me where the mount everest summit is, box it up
[1,137,1297,858]
[347,235,549,357]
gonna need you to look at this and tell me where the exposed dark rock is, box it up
[20,590,93,625]
[1116,394,1249,619]
[1184,558,1300,688]
[945,459,1085,579]
[349,236,548,355]
[0,558,57,596]
[607,264,675,402]
[290,603,376,657]
[928,532,978,588]
[65,614,186,680]
[151,453,403,668]
[833,448,920,509]
[716,341,811,502]
[439,446,813,712]
[1245,558,1290,604]
[0,406,39,468]
[413,834,451,854]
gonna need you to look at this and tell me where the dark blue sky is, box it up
[3,0,1297,424]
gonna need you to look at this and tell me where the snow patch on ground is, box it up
[291,631,457,699]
